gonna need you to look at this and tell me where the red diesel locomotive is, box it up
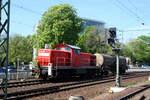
[37,44,99,79]
[37,44,128,79]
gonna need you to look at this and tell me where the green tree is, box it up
[120,44,134,63]
[76,33,87,52]
[76,26,102,53]
[0,44,6,67]
[8,35,33,66]
[121,36,150,65]
[36,4,83,49]
[133,36,150,65]
[102,43,113,54]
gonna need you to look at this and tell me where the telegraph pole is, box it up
[0,0,10,99]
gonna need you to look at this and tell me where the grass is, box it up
[98,90,103,94]
[124,81,137,87]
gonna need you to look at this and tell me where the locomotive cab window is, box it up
[77,50,80,54]
[73,49,80,54]
[56,47,62,50]
[65,47,71,51]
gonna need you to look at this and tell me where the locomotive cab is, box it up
[54,44,81,67]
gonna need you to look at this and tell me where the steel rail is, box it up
[0,71,148,89]
[118,85,150,100]
[0,72,149,100]
[6,71,150,88]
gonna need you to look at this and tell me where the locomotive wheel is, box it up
[99,71,103,77]
[120,69,125,75]
[104,71,109,76]
[43,76,48,80]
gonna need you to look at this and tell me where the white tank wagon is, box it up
[94,53,128,75]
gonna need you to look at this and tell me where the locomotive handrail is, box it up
[55,57,96,67]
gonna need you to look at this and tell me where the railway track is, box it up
[7,79,44,88]
[0,71,146,89]
[0,71,150,100]
[4,71,149,88]
[118,85,150,100]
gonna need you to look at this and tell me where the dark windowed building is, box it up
[82,18,105,34]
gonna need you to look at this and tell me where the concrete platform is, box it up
[127,68,150,72]
[109,87,127,92]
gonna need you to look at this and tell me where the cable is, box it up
[127,0,150,21]
[11,20,34,28]
[12,3,42,15]
[118,29,150,32]
[127,0,138,12]
[57,0,65,4]
[115,0,144,23]
[108,0,143,25]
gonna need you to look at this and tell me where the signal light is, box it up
[108,38,115,46]
[109,27,116,38]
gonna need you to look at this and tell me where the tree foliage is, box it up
[121,36,150,65]
[8,34,33,66]
[0,43,6,67]
[36,4,83,49]
[76,33,87,52]
[76,26,103,53]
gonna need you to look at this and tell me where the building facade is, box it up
[82,18,111,43]
[82,18,105,34]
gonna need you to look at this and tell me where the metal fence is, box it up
[0,71,33,80]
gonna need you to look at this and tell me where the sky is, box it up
[7,0,150,43]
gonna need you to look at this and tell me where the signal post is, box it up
[108,27,126,92]
[113,48,122,87]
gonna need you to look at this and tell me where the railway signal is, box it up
[109,27,122,87]
[108,27,116,47]
[109,27,116,38]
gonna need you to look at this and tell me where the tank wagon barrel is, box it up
[94,53,128,75]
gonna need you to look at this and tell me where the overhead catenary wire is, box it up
[12,3,42,15]
[119,29,150,32]
[108,0,143,26]
[57,0,65,4]
[127,0,138,12]
[127,0,150,21]
[10,3,43,34]
[11,20,34,28]
[115,0,145,24]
